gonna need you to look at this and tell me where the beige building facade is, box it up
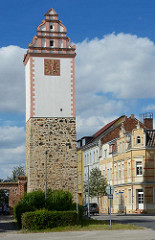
[100,122,155,213]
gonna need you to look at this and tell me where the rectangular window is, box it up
[107,169,109,182]
[87,154,89,165]
[120,142,122,153]
[122,141,125,152]
[93,151,95,163]
[50,40,54,47]
[84,155,87,166]
[114,164,117,182]
[122,162,124,180]
[96,150,98,162]
[136,161,142,176]
[128,161,131,178]
[128,189,131,204]
[110,168,112,181]
[104,149,107,159]
[90,153,92,165]
[118,164,121,180]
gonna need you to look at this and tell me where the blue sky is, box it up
[0,0,155,179]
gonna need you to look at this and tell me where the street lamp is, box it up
[45,150,48,200]
[87,165,90,218]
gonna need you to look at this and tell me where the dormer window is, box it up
[136,136,141,144]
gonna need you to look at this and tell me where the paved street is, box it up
[1,229,155,240]
[1,214,155,240]
[92,214,155,230]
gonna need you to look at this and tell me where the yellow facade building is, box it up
[100,122,155,213]
[77,149,84,205]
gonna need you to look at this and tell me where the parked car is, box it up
[84,203,99,215]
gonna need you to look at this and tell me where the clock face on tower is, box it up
[44,59,60,76]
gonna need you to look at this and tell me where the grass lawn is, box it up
[22,218,143,233]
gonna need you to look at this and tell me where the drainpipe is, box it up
[131,149,133,212]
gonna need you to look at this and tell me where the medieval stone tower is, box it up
[24,8,77,198]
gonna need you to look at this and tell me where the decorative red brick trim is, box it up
[70,58,75,117]
[143,167,154,169]
[30,57,35,117]
[144,159,154,161]
[24,52,76,66]
[37,19,46,31]
[143,175,154,178]
[45,8,58,16]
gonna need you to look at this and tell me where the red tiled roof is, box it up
[93,115,126,138]
[85,115,126,146]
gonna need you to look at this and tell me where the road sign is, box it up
[106,185,114,195]
[108,194,113,199]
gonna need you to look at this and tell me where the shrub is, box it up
[14,190,46,226]
[70,203,83,220]
[13,202,36,227]
[21,190,45,209]
[22,209,77,230]
[46,190,73,211]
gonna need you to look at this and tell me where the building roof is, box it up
[81,115,126,148]
[93,115,126,138]
[146,130,155,147]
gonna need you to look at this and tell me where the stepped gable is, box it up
[24,8,76,63]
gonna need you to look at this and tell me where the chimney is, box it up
[144,118,153,130]
[130,114,134,119]
[141,112,153,130]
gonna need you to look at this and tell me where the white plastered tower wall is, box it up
[24,8,77,199]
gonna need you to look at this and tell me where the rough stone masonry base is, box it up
[26,117,77,201]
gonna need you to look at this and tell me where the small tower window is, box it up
[137,136,141,144]
[50,25,53,30]
[50,40,54,47]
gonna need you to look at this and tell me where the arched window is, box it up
[137,136,141,144]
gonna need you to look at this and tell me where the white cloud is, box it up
[0,126,25,148]
[76,115,120,139]
[0,45,26,113]
[145,104,155,111]
[75,33,155,101]
[1,33,155,176]
[0,126,25,180]
[75,33,155,137]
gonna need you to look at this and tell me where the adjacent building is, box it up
[78,113,155,213]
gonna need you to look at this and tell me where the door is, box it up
[137,189,144,209]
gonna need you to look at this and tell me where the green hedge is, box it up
[14,190,75,227]
[22,209,77,230]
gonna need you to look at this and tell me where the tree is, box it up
[7,165,25,182]
[84,167,107,203]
